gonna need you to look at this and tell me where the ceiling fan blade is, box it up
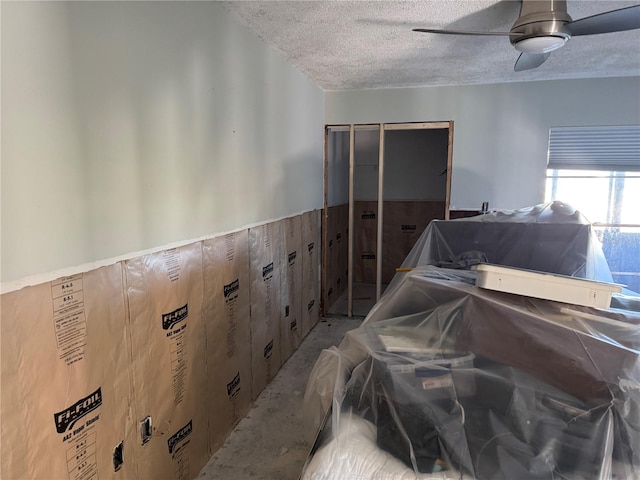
[514,52,550,72]
[413,28,518,36]
[568,5,640,36]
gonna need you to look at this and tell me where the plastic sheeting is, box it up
[400,202,613,283]
[304,267,640,480]
[303,411,461,480]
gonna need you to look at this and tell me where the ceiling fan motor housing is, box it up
[511,0,573,53]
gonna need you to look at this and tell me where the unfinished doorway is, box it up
[322,122,453,317]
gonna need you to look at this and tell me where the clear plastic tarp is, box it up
[303,203,640,480]
[400,202,614,283]
[303,268,640,479]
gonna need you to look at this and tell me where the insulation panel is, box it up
[354,200,378,284]
[202,230,252,453]
[281,215,303,362]
[249,221,283,400]
[302,210,321,337]
[1,209,322,476]
[1,264,137,480]
[325,204,349,311]
[125,243,209,480]
[381,201,445,283]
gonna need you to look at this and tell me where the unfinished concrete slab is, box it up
[198,316,362,480]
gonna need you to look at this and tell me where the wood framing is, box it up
[323,120,454,316]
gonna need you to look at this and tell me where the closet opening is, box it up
[322,122,453,317]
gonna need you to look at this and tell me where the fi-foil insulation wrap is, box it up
[1,264,137,479]
[339,203,349,297]
[325,204,346,310]
[249,221,284,400]
[354,201,378,284]
[381,201,445,284]
[125,243,209,480]
[202,230,252,453]
[302,210,321,338]
[324,207,334,309]
[281,215,303,362]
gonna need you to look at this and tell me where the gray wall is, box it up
[325,77,640,211]
[1,2,324,284]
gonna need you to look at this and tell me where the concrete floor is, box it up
[327,282,387,317]
[197,315,362,480]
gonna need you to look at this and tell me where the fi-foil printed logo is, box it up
[167,420,193,454]
[162,304,188,330]
[264,339,274,359]
[54,387,102,434]
[262,262,274,279]
[227,372,241,398]
[224,279,240,298]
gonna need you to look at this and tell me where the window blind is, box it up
[547,125,640,172]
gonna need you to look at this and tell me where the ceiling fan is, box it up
[413,0,640,71]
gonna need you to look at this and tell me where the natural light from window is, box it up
[545,169,640,293]
[545,170,640,228]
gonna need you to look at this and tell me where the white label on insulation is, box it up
[51,275,87,366]
[163,249,181,282]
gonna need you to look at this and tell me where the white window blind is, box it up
[547,125,640,172]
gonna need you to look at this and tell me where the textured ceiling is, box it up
[221,0,640,91]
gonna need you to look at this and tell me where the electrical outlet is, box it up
[140,416,152,445]
[113,441,124,472]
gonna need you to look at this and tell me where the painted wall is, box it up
[326,77,640,211]
[1,1,324,285]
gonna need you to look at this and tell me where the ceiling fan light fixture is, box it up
[514,35,568,54]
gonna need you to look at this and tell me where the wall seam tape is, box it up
[120,260,141,479]
[200,240,213,456]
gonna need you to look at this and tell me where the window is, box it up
[546,126,640,293]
